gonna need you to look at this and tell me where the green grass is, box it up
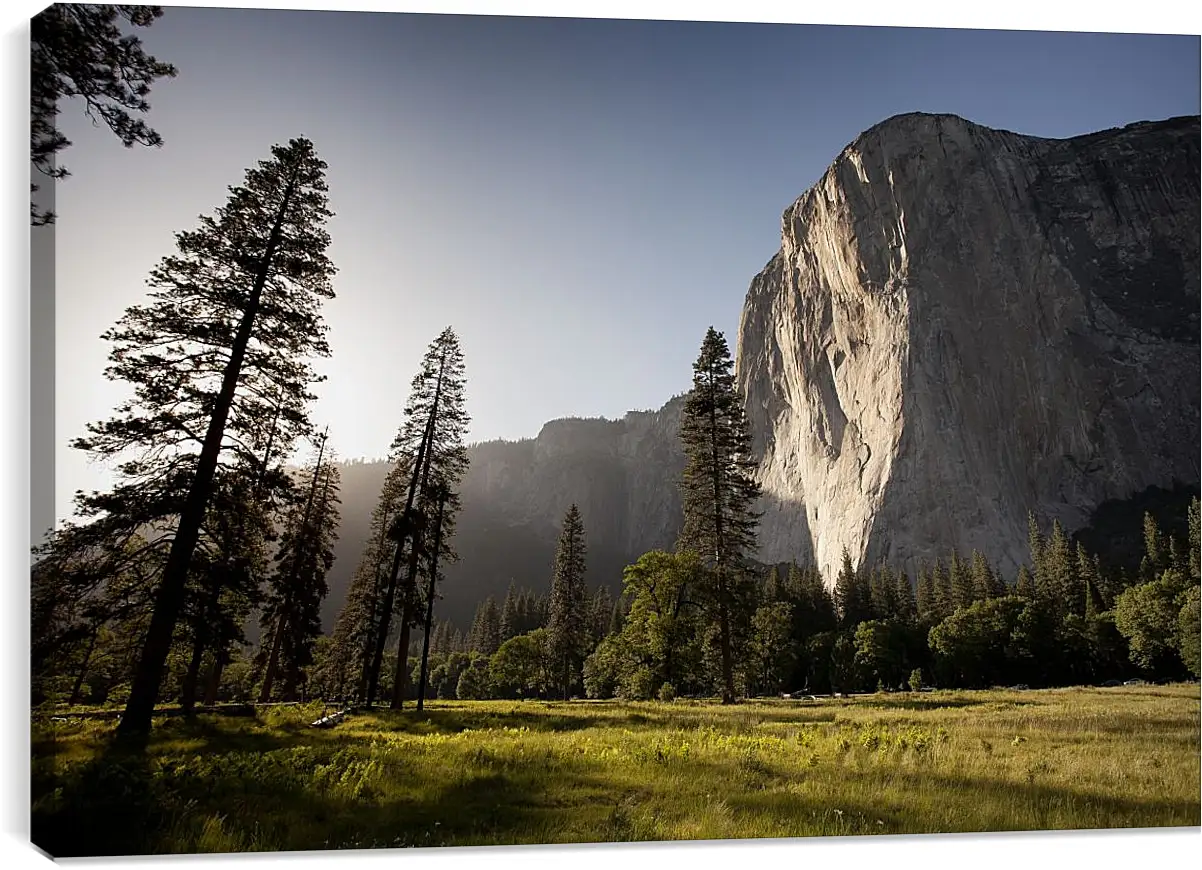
[31,684,1201,856]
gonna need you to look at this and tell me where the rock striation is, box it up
[736,112,1201,583]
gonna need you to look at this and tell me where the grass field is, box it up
[30,684,1201,856]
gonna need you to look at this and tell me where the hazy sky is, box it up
[47,6,1200,529]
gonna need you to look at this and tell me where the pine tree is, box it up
[868,564,897,620]
[834,549,871,629]
[1045,520,1080,617]
[588,585,615,647]
[916,563,937,624]
[31,4,177,225]
[89,138,335,738]
[258,439,341,702]
[547,504,589,700]
[1077,542,1105,618]
[1015,564,1037,599]
[325,459,411,701]
[933,560,954,622]
[763,566,784,603]
[1141,512,1169,582]
[363,327,470,709]
[893,571,917,625]
[948,550,975,611]
[969,550,1003,601]
[677,327,762,705]
[469,597,502,655]
[500,582,519,641]
[1189,498,1201,583]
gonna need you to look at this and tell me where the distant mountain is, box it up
[321,396,687,631]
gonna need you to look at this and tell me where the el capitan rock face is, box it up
[736,112,1201,583]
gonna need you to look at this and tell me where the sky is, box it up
[44,4,1200,531]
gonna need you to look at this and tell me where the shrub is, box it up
[908,668,923,692]
[657,682,677,702]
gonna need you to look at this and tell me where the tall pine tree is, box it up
[546,505,589,700]
[363,328,469,709]
[677,327,761,704]
[76,138,337,737]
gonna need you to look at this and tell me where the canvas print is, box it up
[28,3,1201,858]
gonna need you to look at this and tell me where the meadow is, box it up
[31,684,1201,856]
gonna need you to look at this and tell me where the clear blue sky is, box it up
[49,7,1201,528]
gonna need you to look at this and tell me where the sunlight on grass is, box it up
[31,685,1201,855]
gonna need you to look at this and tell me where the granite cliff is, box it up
[323,113,1200,628]
[736,112,1201,582]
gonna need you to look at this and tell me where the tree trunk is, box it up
[117,170,300,740]
[366,357,445,706]
[416,489,448,712]
[358,503,392,704]
[707,366,736,705]
[68,626,100,706]
[180,631,206,715]
[203,646,227,706]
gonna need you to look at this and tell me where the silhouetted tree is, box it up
[364,327,470,709]
[31,4,177,224]
[77,138,336,738]
[324,459,411,701]
[258,441,341,702]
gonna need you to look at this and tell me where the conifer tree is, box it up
[547,505,589,700]
[948,550,975,611]
[763,566,784,603]
[677,327,762,704]
[1045,520,1081,617]
[1014,564,1037,599]
[500,582,520,641]
[933,561,954,622]
[1140,512,1169,582]
[1077,542,1105,617]
[82,137,336,737]
[916,563,937,624]
[258,441,341,701]
[1189,498,1201,583]
[363,327,470,708]
[588,585,615,647]
[31,4,177,225]
[893,571,917,625]
[325,459,411,700]
[969,550,1003,601]
[469,597,502,655]
[834,549,872,629]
